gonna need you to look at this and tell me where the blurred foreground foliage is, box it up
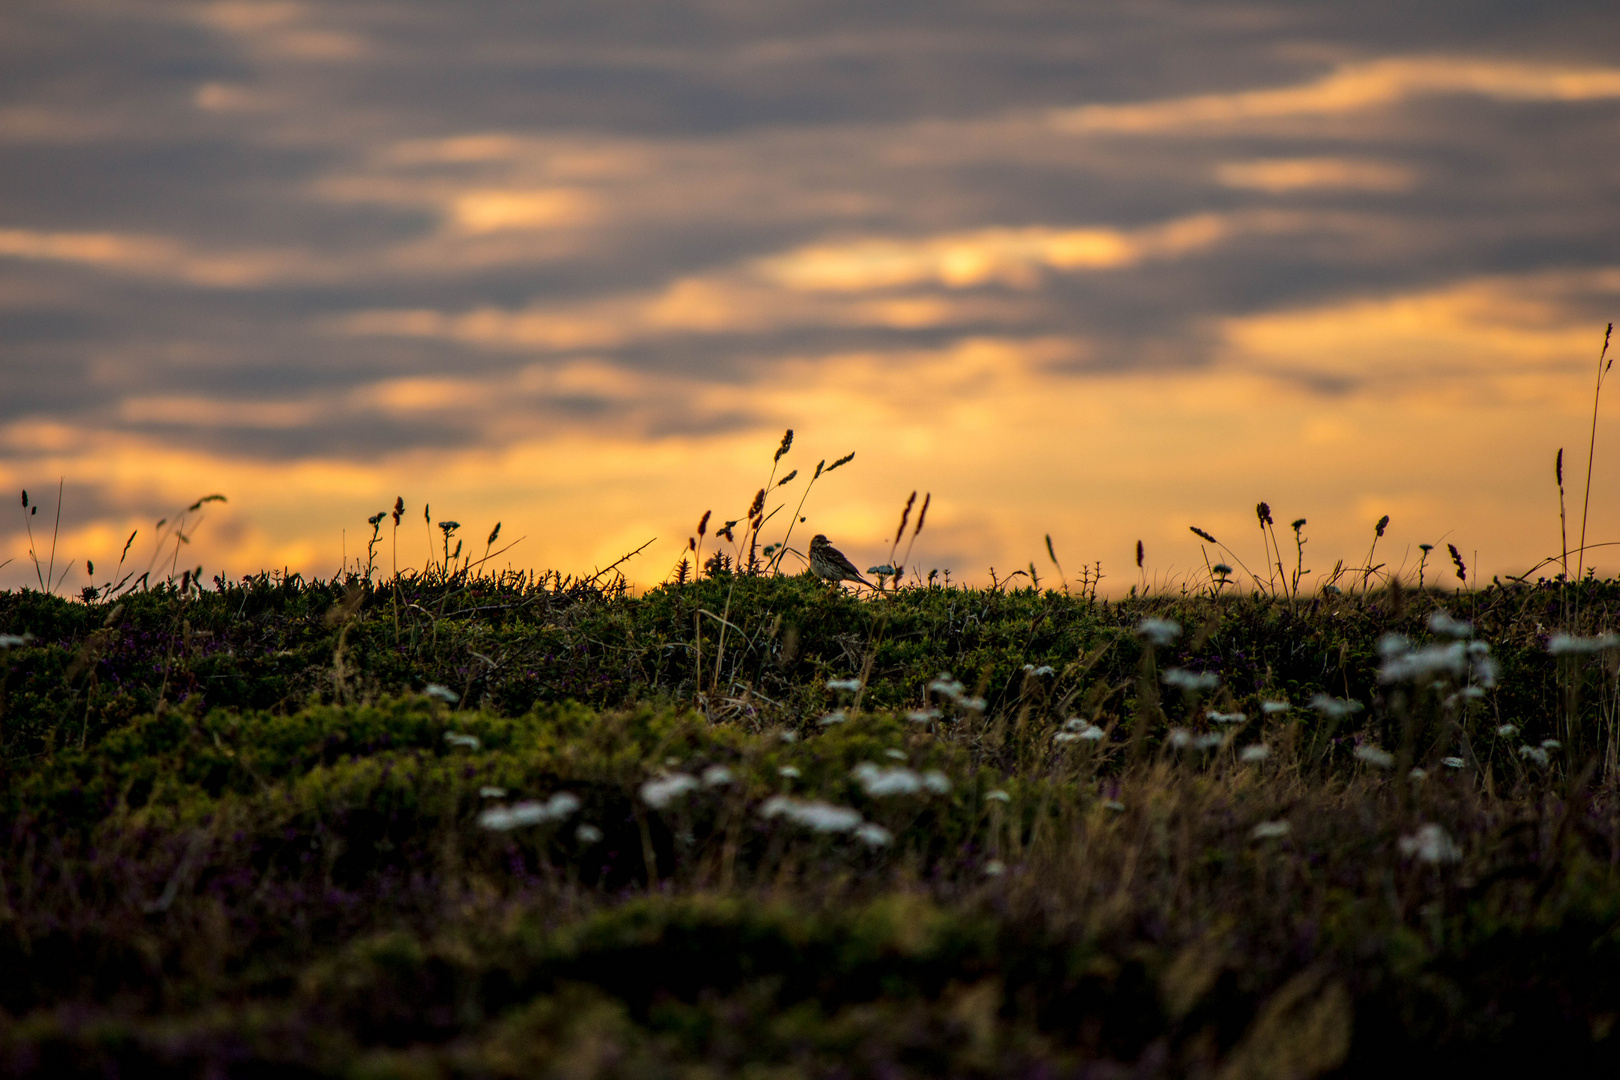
[2,572,1620,1076]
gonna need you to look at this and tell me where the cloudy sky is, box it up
[3,0,1618,592]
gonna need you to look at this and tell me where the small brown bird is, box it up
[808,534,873,588]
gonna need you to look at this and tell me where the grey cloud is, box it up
[0,0,1616,461]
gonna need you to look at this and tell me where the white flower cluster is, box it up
[1519,745,1551,768]
[1136,618,1182,647]
[0,633,32,649]
[478,792,581,831]
[1206,710,1246,724]
[423,683,459,703]
[1399,822,1461,864]
[444,732,481,750]
[1309,693,1364,720]
[826,678,863,693]
[1427,610,1474,639]
[1054,717,1106,743]
[758,796,892,847]
[1022,664,1057,677]
[1354,745,1395,768]
[1168,728,1224,752]
[819,710,848,726]
[639,773,701,809]
[927,673,985,711]
[1240,744,1271,762]
[851,762,951,797]
[1162,668,1219,692]
[1378,634,1497,688]
[1260,700,1292,715]
[906,708,943,724]
[1548,632,1620,655]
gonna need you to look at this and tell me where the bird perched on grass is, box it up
[809,534,873,589]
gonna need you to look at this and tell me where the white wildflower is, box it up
[778,765,801,778]
[1104,800,1126,812]
[1053,731,1080,744]
[1355,745,1395,768]
[826,678,863,693]
[444,732,481,750]
[1379,638,1468,683]
[758,796,862,833]
[0,633,31,649]
[1542,739,1561,750]
[852,762,923,797]
[1261,700,1292,715]
[1249,820,1291,841]
[819,710,848,726]
[928,675,966,698]
[959,696,988,711]
[1547,632,1620,655]
[701,764,734,786]
[1309,693,1364,720]
[423,683,459,703]
[640,774,700,809]
[478,793,581,831]
[922,770,951,794]
[1399,823,1462,864]
[1427,610,1474,639]
[1442,756,1466,768]
[575,823,603,844]
[884,749,908,760]
[1519,745,1550,768]
[1167,728,1193,749]
[779,730,798,743]
[1162,668,1219,692]
[1207,710,1246,724]
[907,709,942,723]
[1024,665,1056,677]
[1409,767,1427,781]
[1136,618,1182,647]
[1496,724,1518,738]
[985,789,1011,803]
[1240,744,1271,763]
[854,822,893,847]
[983,859,1006,877]
[478,786,507,799]
[1078,725,1106,741]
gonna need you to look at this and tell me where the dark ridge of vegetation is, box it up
[2,573,1620,1076]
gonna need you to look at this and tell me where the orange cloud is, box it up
[1054,56,1620,133]
[1215,157,1414,193]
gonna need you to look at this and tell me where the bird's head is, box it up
[810,534,829,548]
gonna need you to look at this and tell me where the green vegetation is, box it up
[3,564,1620,1077]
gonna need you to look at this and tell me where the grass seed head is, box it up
[914,493,929,536]
[1256,501,1272,525]
[777,470,797,487]
[827,452,855,472]
[748,489,765,520]
[1375,514,1389,537]
[697,510,710,536]
[1191,526,1219,545]
[774,429,793,462]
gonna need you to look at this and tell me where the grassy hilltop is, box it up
[2,566,1620,1077]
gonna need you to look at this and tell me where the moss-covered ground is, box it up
[2,570,1619,1076]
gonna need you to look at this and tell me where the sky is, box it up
[2,0,1619,595]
